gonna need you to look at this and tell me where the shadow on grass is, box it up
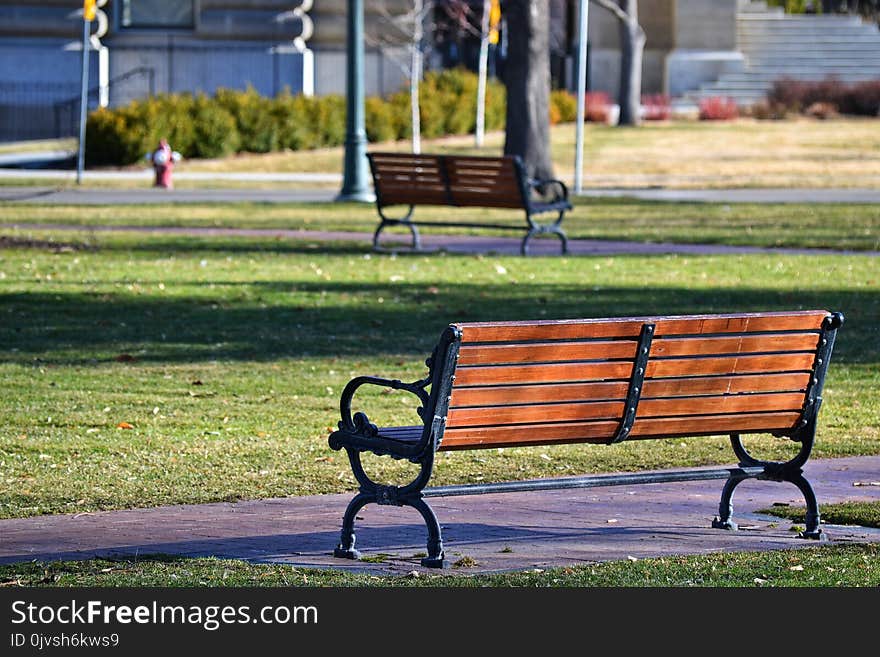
[2,282,876,365]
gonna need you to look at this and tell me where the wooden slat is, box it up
[455,361,634,386]
[373,169,441,174]
[438,411,801,450]
[447,400,625,428]
[646,353,815,378]
[370,154,442,165]
[642,372,810,398]
[376,177,444,186]
[440,420,619,450]
[371,164,443,171]
[458,340,638,366]
[453,354,813,388]
[637,392,805,418]
[449,182,521,194]
[378,193,448,206]
[377,426,423,442]
[378,184,446,194]
[460,320,657,343]
[448,374,809,409]
[451,198,525,209]
[450,381,630,407]
[378,425,422,436]
[446,392,804,430]
[447,177,519,188]
[651,333,820,357]
[630,412,800,438]
[456,311,829,343]
[456,335,819,367]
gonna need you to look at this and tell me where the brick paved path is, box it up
[2,457,878,574]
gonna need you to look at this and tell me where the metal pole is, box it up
[574,0,589,195]
[76,17,91,186]
[475,0,491,148]
[336,0,375,202]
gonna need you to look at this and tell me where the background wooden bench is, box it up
[367,152,572,255]
[328,310,843,568]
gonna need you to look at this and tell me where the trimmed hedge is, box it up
[86,69,521,166]
[768,77,880,116]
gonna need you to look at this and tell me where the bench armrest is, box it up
[336,375,431,438]
[528,177,569,203]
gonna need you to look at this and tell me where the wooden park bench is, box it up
[328,310,843,568]
[367,152,572,255]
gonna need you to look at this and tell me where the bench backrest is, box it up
[436,310,840,451]
[368,152,528,210]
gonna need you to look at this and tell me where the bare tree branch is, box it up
[589,0,630,24]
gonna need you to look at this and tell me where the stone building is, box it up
[1,0,878,140]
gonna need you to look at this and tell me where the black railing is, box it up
[52,67,157,137]
[0,67,155,143]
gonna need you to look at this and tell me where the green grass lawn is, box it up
[109,118,880,190]
[3,198,879,251]
[0,230,877,519]
[4,118,880,190]
[762,501,880,529]
[1,544,877,587]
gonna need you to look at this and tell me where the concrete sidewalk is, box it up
[9,221,879,257]
[2,456,878,574]
[3,184,880,205]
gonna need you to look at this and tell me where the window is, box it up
[120,0,195,29]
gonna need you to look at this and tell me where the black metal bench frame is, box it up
[328,312,844,568]
[367,153,572,256]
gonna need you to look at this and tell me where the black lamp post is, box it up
[336,0,375,202]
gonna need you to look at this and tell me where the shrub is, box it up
[309,94,346,147]
[85,107,134,166]
[85,68,509,165]
[365,96,397,143]
[698,96,739,120]
[272,91,312,151]
[421,68,478,135]
[550,90,577,124]
[584,91,612,123]
[804,101,840,120]
[387,91,413,141]
[151,93,197,156]
[215,87,279,153]
[766,0,813,12]
[844,80,880,116]
[749,99,790,120]
[768,77,880,116]
[641,94,671,121]
[188,95,239,159]
[484,78,506,131]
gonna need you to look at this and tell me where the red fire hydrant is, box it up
[148,139,182,189]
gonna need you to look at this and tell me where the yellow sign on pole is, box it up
[84,0,96,21]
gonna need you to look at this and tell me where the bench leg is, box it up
[374,206,420,251]
[521,220,568,255]
[712,471,750,531]
[712,432,826,540]
[333,448,445,567]
[334,492,372,560]
[789,471,826,540]
[410,497,445,568]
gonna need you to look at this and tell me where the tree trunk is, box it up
[502,0,555,180]
[616,0,645,126]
